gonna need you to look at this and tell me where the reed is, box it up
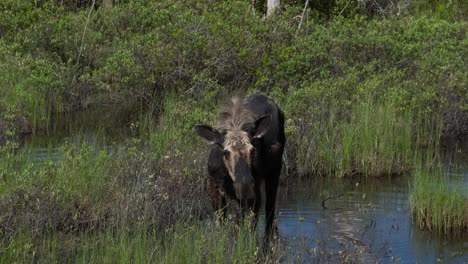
[410,168,467,234]
[291,100,414,179]
[410,119,467,235]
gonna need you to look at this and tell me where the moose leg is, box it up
[208,180,227,220]
[264,175,279,237]
[261,174,279,252]
[264,142,284,245]
[245,183,262,231]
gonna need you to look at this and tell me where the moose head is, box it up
[195,114,271,201]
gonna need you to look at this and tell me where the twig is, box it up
[297,0,309,32]
[73,0,96,84]
[338,0,352,17]
[321,193,344,209]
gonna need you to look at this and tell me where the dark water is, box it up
[25,132,123,166]
[275,177,468,263]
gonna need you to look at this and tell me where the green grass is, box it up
[0,221,272,263]
[410,168,468,234]
[0,141,114,200]
[286,100,414,179]
[0,136,208,237]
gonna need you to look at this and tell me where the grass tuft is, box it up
[410,168,468,235]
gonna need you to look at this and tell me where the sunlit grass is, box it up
[292,101,414,179]
[410,168,467,234]
[0,221,268,264]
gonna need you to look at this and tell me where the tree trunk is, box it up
[102,0,112,8]
[267,0,280,16]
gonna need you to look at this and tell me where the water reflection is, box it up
[25,132,124,166]
[276,178,468,263]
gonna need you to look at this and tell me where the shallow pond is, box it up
[274,177,468,263]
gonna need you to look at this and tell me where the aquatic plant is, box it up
[410,168,467,234]
[285,99,414,178]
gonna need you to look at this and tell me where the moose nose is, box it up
[234,182,255,201]
[233,158,255,200]
[235,158,250,178]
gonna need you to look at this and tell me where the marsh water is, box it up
[26,133,468,263]
[273,144,468,263]
[275,177,467,263]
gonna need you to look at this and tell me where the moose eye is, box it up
[223,150,230,159]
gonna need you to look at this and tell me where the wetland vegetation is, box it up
[0,0,467,262]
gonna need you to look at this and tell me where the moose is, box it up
[194,93,286,239]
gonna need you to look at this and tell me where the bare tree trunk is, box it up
[267,0,280,16]
[102,0,113,8]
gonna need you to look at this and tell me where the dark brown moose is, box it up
[195,93,286,239]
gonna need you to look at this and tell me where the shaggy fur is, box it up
[195,93,286,244]
[217,97,256,132]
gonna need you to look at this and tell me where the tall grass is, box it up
[0,141,115,200]
[148,94,213,159]
[290,100,414,179]
[0,136,209,237]
[409,117,467,234]
[0,221,271,263]
[410,168,467,234]
[339,102,413,177]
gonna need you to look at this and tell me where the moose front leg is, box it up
[238,184,262,231]
[264,142,283,237]
[208,180,227,221]
[251,183,262,229]
[265,176,279,237]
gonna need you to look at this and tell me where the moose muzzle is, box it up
[233,158,255,201]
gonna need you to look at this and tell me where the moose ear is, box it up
[253,115,271,139]
[194,124,222,145]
